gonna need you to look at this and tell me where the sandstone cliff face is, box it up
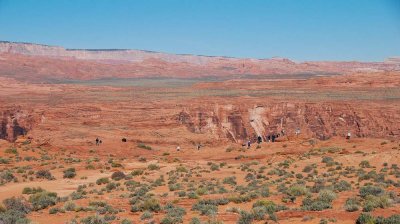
[177,102,400,142]
[0,108,37,142]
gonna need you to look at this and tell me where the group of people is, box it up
[95,137,103,146]
[245,128,301,148]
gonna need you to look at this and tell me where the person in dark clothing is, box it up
[95,138,99,146]
[257,136,262,144]
[247,140,251,149]
[271,134,276,142]
[267,135,270,142]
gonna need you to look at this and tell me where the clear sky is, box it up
[0,0,399,61]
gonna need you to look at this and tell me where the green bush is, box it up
[344,197,360,212]
[3,197,31,214]
[356,213,375,224]
[287,184,309,196]
[359,185,384,198]
[0,209,30,224]
[22,187,44,195]
[36,170,54,180]
[189,217,201,224]
[63,168,76,179]
[80,214,108,224]
[333,180,352,192]
[318,190,337,203]
[141,198,161,212]
[29,191,57,211]
[140,211,153,220]
[223,176,237,186]
[120,219,133,224]
[322,157,334,163]
[111,171,126,181]
[131,169,144,176]
[362,195,390,212]
[148,164,160,170]
[137,143,152,150]
[237,210,254,224]
[96,177,110,185]
[64,201,76,211]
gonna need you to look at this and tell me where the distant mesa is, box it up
[0,40,399,82]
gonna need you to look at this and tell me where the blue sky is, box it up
[0,0,399,61]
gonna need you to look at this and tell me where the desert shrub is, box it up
[5,147,18,154]
[362,195,390,212]
[376,214,400,224]
[287,184,309,196]
[322,157,334,163]
[138,157,147,162]
[80,214,108,224]
[131,198,161,212]
[63,168,76,179]
[301,191,336,212]
[0,209,30,224]
[318,190,337,202]
[189,217,201,224]
[137,143,152,150]
[111,171,126,181]
[333,180,352,192]
[191,199,228,216]
[359,160,371,168]
[0,158,9,164]
[49,207,59,214]
[251,206,267,220]
[356,213,375,224]
[223,176,237,186]
[302,198,332,211]
[237,210,254,224]
[3,197,31,214]
[302,165,313,173]
[22,187,44,195]
[175,166,188,173]
[96,177,110,185]
[131,169,144,176]
[259,186,270,197]
[226,146,235,152]
[148,164,160,170]
[36,170,54,180]
[0,170,15,183]
[161,203,186,223]
[187,191,199,199]
[252,200,281,214]
[141,211,153,220]
[344,197,360,212]
[210,163,219,171]
[359,185,384,198]
[169,183,182,191]
[64,201,76,211]
[120,219,133,224]
[106,182,118,191]
[29,191,57,211]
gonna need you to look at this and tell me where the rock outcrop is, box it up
[0,108,37,142]
[177,102,400,142]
